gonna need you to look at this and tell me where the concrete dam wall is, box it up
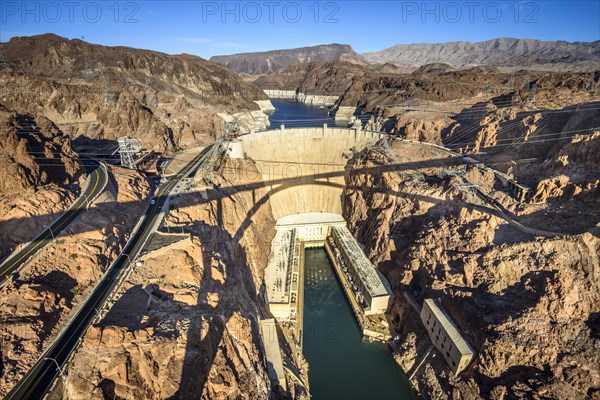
[239,127,385,220]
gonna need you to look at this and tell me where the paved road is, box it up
[0,159,108,286]
[5,146,210,400]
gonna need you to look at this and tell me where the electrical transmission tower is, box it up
[588,72,596,93]
[521,71,530,90]
[81,36,94,81]
[117,137,142,169]
[225,118,240,136]
[253,116,265,132]
[144,77,158,107]
[528,82,537,103]
[504,72,515,94]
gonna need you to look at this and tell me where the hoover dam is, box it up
[192,96,551,399]
[0,19,598,399]
[240,107,412,399]
[226,101,478,398]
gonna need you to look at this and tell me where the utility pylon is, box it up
[0,48,9,70]
[225,118,240,136]
[528,82,537,103]
[117,137,142,169]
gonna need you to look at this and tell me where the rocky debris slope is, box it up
[443,73,600,155]
[0,105,84,261]
[0,34,269,151]
[0,166,151,397]
[341,143,600,400]
[58,158,307,399]
[528,132,600,203]
[0,106,82,191]
[390,112,455,144]
[363,38,600,72]
[211,43,367,75]
[254,60,369,94]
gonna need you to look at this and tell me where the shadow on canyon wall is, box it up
[2,147,599,396]
[6,152,594,260]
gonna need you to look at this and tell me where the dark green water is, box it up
[303,248,417,400]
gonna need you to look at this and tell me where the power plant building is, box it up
[264,229,301,322]
[327,226,393,315]
[420,298,475,375]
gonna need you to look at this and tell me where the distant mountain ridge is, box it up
[210,43,368,75]
[362,38,600,70]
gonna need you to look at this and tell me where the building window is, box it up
[452,361,456,367]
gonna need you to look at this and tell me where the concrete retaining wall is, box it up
[332,106,358,121]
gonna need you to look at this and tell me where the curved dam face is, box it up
[239,127,385,220]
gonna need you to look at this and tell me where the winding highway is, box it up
[5,146,211,400]
[0,159,108,286]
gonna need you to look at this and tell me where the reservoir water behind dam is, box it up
[268,99,345,129]
[267,100,417,399]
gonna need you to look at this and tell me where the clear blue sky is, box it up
[1,1,599,58]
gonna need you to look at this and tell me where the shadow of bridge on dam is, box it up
[4,151,593,268]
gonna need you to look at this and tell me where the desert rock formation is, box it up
[363,38,600,72]
[0,106,84,261]
[342,141,600,400]
[0,34,270,151]
[211,43,367,75]
[57,158,308,399]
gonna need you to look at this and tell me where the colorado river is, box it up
[303,249,416,400]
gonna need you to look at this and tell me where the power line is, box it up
[442,105,600,149]
[448,127,600,150]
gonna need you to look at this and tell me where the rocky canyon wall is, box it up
[341,142,600,400]
[57,157,308,399]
